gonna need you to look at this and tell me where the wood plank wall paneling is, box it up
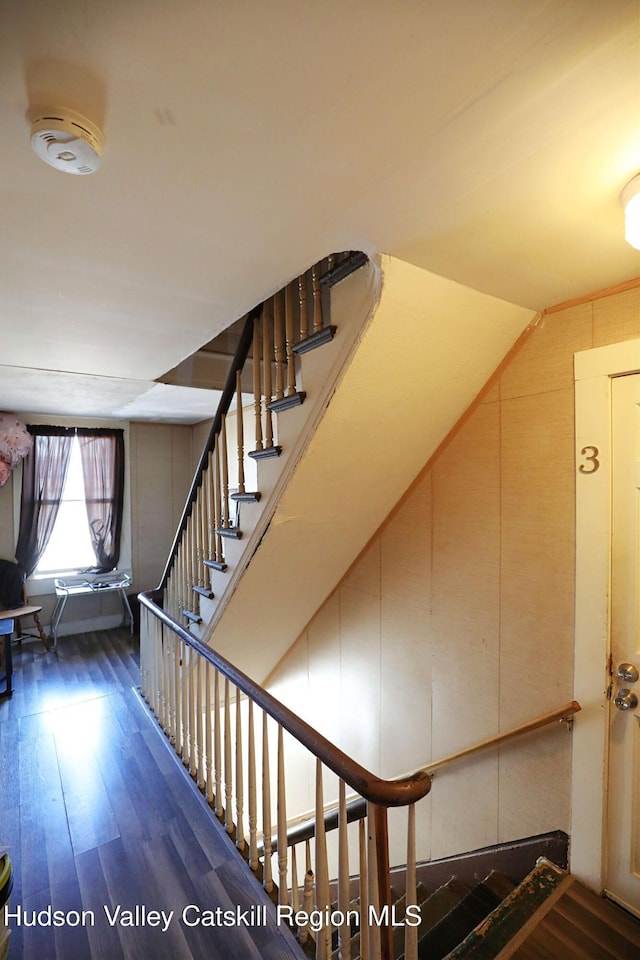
[265,283,640,866]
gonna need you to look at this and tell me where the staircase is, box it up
[314,858,640,960]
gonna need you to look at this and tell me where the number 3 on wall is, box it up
[579,445,600,474]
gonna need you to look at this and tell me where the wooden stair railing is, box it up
[139,591,581,960]
[157,251,367,631]
[139,595,431,960]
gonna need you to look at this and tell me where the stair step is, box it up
[230,491,261,503]
[444,858,569,960]
[417,874,509,960]
[512,884,640,960]
[182,610,202,624]
[291,325,337,356]
[248,445,282,461]
[319,251,368,288]
[268,391,306,413]
[203,558,227,572]
[215,527,242,540]
[192,585,214,600]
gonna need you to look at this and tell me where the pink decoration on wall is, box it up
[0,413,32,487]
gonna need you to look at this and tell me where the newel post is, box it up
[373,804,393,960]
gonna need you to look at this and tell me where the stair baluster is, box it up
[263,299,275,450]
[315,758,332,960]
[404,804,418,960]
[338,779,352,960]
[248,700,259,872]
[312,264,323,334]
[235,692,246,852]
[252,316,264,454]
[196,656,204,789]
[188,643,197,778]
[359,819,369,960]
[213,668,223,819]
[274,289,285,403]
[262,712,274,894]
[277,725,289,908]
[214,438,223,564]
[224,678,234,836]
[205,662,214,804]
[235,370,246,498]
[299,273,309,341]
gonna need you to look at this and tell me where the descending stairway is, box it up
[316,858,640,960]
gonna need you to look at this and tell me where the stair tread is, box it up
[417,876,510,960]
[192,585,214,599]
[524,901,638,960]
[182,610,202,623]
[444,858,568,960]
[560,885,640,947]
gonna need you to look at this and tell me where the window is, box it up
[35,437,96,575]
[16,426,125,578]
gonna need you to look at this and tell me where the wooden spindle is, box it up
[373,805,392,960]
[298,273,308,341]
[367,805,382,960]
[214,669,223,818]
[205,451,215,562]
[214,439,223,562]
[312,264,323,333]
[284,282,296,397]
[220,414,229,529]
[188,644,197,778]
[236,370,245,496]
[315,759,331,960]
[205,662,214,803]
[224,678,234,835]
[196,655,204,788]
[291,843,300,915]
[359,818,369,960]
[248,700,259,871]
[277,725,288,907]
[263,299,274,448]
[253,315,263,453]
[273,290,285,402]
[174,636,183,756]
[299,866,314,945]
[262,712,274,893]
[181,640,190,765]
[235,693,246,852]
[338,779,352,960]
[404,804,418,960]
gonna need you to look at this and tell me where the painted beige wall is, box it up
[267,281,640,867]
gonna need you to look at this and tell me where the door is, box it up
[609,372,640,916]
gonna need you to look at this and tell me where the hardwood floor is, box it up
[0,629,304,960]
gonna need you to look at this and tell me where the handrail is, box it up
[272,700,581,854]
[420,700,581,776]
[157,304,261,592]
[139,591,432,808]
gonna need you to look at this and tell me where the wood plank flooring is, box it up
[0,629,304,960]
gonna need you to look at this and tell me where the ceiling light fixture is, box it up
[621,173,640,250]
[30,108,103,175]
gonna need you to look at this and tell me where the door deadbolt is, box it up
[617,662,639,683]
[614,688,639,711]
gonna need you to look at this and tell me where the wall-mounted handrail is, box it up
[139,590,431,808]
[272,701,581,854]
[420,701,581,776]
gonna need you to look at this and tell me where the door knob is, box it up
[617,663,639,683]
[614,688,638,711]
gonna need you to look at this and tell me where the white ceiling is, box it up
[1,0,639,422]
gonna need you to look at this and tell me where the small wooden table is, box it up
[51,573,133,648]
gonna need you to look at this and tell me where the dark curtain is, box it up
[15,427,74,577]
[77,429,125,572]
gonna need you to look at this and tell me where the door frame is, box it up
[573,337,640,891]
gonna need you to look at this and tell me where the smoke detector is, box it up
[30,109,104,175]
